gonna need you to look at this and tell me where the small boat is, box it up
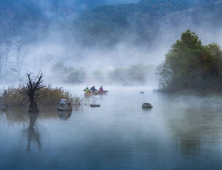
[84,92,92,96]
[98,91,108,95]
[92,91,108,95]
[83,89,108,96]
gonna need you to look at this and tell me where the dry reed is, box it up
[0,85,82,109]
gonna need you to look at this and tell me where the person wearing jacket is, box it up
[99,86,103,92]
[85,87,90,93]
[90,86,98,93]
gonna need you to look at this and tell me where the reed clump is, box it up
[0,86,27,108]
[0,85,82,109]
[38,86,82,106]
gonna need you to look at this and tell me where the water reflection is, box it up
[1,108,77,151]
[160,94,222,158]
[58,111,72,120]
[4,109,29,126]
[22,113,42,151]
[1,109,60,152]
[2,88,222,169]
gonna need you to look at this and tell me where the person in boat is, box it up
[99,86,103,92]
[85,87,90,93]
[90,86,98,93]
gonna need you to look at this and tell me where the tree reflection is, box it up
[22,113,42,151]
[3,109,57,151]
[4,109,29,126]
[160,95,222,158]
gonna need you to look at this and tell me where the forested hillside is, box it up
[0,0,221,46]
[73,0,221,47]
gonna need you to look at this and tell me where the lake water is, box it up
[1,86,222,170]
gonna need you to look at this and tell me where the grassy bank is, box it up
[0,85,83,110]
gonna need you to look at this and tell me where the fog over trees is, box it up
[0,0,221,44]
[0,40,30,81]
[0,0,222,87]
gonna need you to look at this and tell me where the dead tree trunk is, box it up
[29,94,38,113]
[20,73,45,113]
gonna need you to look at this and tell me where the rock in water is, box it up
[90,104,100,107]
[142,103,153,108]
[57,99,72,111]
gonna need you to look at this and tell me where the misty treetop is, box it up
[0,40,30,81]
[52,62,86,83]
[92,69,104,82]
[108,63,156,85]
[157,29,222,93]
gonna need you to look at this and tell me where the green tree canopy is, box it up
[157,29,222,93]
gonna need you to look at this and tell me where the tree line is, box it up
[51,62,86,83]
[51,62,156,85]
[108,63,156,85]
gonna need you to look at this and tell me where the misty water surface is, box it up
[1,87,222,170]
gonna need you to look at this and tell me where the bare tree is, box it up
[20,73,45,113]
[3,40,12,75]
[0,44,4,75]
[0,41,11,75]
[51,62,69,78]
[13,40,29,77]
[34,51,53,72]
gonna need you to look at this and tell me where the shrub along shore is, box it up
[0,85,82,111]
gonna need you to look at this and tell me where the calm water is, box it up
[1,86,222,170]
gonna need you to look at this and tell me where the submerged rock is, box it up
[90,104,100,107]
[142,103,153,108]
[57,99,72,111]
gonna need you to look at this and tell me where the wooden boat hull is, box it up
[84,92,92,96]
[92,91,108,95]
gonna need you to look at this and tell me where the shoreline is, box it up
[153,89,222,99]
